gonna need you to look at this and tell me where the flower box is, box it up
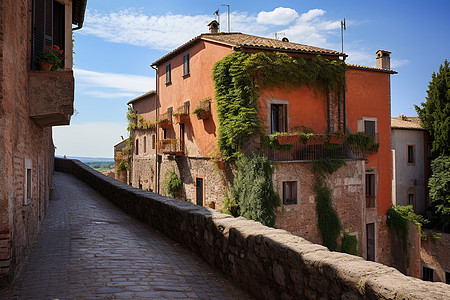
[305,135,326,146]
[276,135,300,145]
[173,113,189,124]
[158,119,172,129]
[328,135,346,145]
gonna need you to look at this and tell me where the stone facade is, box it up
[55,158,450,300]
[274,160,366,255]
[421,231,450,283]
[0,0,85,286]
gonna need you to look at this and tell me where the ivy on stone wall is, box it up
[212,51,348,160]
[230,153,281,227]
[312,159,346,251]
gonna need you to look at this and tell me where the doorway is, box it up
[196,177,203,206]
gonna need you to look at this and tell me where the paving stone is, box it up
[0,172,254,299]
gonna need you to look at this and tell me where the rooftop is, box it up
[127,90,156,105]
[151,32,346,67]
[391,115,426,131]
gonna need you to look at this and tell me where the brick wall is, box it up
[0,0,55,286]
[55,158,450,299]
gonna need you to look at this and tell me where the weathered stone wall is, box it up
[55,158,450,299]
[274,160,365,255]
[0,0,55,286]
[389,221,421,278]
[157,155,233,208]
[421,231,450,283]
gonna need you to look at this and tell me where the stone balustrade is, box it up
[54,158,450,299]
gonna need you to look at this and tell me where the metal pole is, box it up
[221,4,230,32]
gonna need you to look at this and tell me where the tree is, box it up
[428,155,450,229]
[231,153,280,227]
[415,60,450,156]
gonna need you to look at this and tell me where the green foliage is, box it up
[117,160,129,172]
[86,161,115,171]
[126,106,156,131]
[163,170,183,199]
[415,60,450,156]
[220,195,239,216]
[387,205,429,251]
[428,155,450,228]
[231,153,281,227]
[261,134,293,152]
[36,45,64,70]
[341,233,358,255]
[347,132,379,153]
[212,51,348,160]
[312,159,346,251]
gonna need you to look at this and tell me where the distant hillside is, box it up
[55,156,114,163]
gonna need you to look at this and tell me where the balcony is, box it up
[28,70,74,127]
[158,111,172,129]
[158,139,184,156]
[262,139,364,161]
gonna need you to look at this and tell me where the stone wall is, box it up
[274,160,365,255]
[0,0,56,286]
[55,158,450,299]
[421,231,450,283]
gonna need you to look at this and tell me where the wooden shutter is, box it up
[32,0,53,69]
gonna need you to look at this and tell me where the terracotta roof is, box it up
[127,90,156,105]
[72,0,87,28]
[347,64,397,74]
[391,116,426,131]
[151,33,345,67]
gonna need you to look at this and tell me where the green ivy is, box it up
[347,132,379,153]
[231,153,281,227]
[312,159,346,251]
[212,51,348,160]
[341,233,358,255]
[163,169,183,199]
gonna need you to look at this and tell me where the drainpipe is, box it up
[151,64,159,194]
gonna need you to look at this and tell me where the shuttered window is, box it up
[31,0,65,69]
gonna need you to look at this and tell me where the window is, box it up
[408,193,415,206]
[183,53,190,76]
[365,173,376,208]
[25,168,32,205]
[152,134,156,150]
[446,271,450,284]
[407,145,415,164]
[423,267,434,282]
[143,136,147,153]
[165,63,171,84]
[163,129,167,139]
[271,104,287,133]
[282,181,297,205]
[366,223,375,261]
[31,0,66,69]
[135,139,139,155]
[427,142,433,159]
[364,120,376,139]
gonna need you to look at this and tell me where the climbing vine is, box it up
[312,159,346,251]
[230,153,281,227]
[212,51,348,160]
[163,169,183,199]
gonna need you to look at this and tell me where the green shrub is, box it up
[163,170,182,199]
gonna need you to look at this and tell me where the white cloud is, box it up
[283,9,340,48]
[74,68,154,98]
[298,9,325,22]
[391,59,410,68]
[257,7,299,25]
[83,8,212,50]
[53,122,128,158]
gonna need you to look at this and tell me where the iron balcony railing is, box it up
[158,138,184,155]
[262,139,364,161]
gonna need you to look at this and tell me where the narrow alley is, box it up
[1,172,253,300]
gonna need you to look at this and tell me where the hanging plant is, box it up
[192,97,212,120]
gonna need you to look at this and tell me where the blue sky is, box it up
[53,0,450,158]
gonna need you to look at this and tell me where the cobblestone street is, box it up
[1,172,253,300]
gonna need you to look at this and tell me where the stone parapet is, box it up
[28,70,74,127]
[55,158,450,299]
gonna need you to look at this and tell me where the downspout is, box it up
[151,64,159,194]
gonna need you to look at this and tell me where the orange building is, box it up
[128,22,396,263]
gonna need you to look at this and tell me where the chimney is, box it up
[207,20,220,34]
[376,50,391,70]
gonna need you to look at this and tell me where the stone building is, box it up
[0,0,86,286]
[391,115,432,214]
[128,23,396,262]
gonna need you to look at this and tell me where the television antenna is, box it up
[341,18,346,53]
[221,4,230,32]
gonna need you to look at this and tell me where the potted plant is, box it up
[35,45,64,71]
[193,98,212,120]
[328,130,347,144]
[302,133,327,146]
[276,132,301,145]
[173,112,189,124]
[157,117,172,129]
